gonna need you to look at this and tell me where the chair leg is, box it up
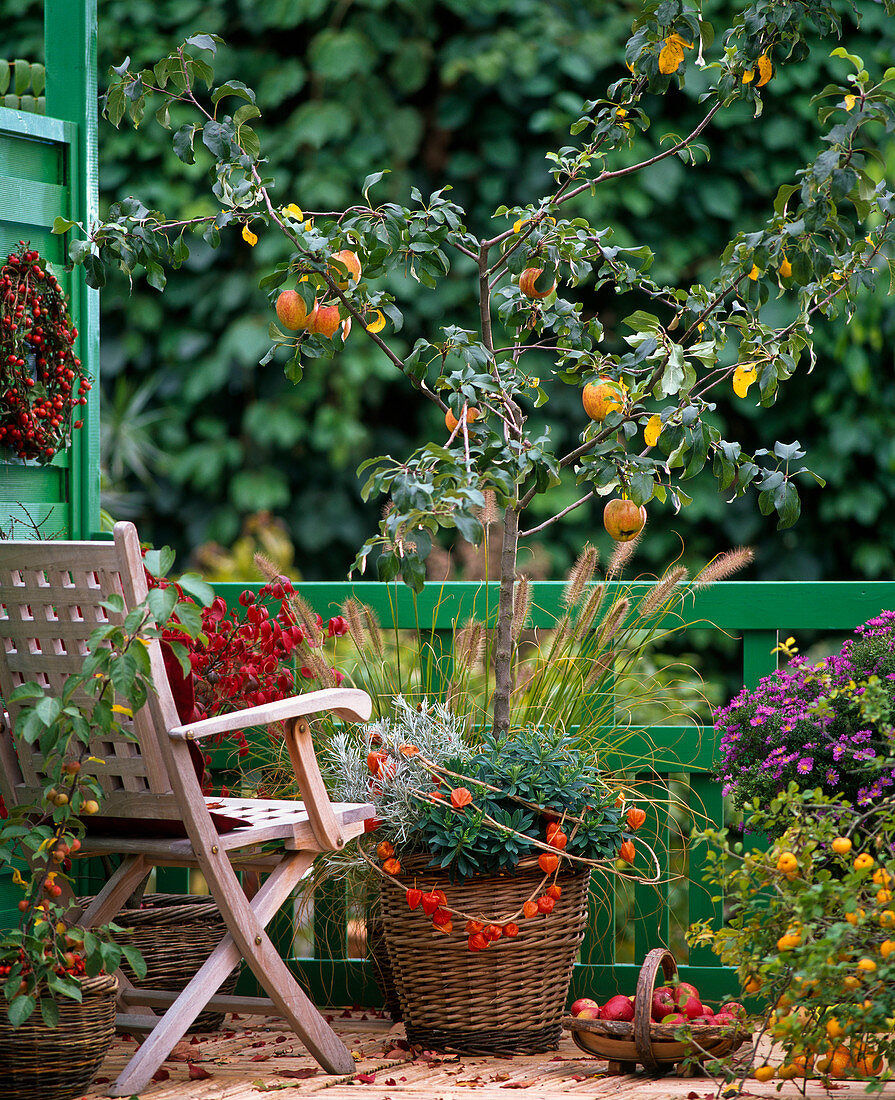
[208,855,358,1077]
[108,852,320,1097]
[77,854,151,926]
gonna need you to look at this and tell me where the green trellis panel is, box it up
[0,0,99,541]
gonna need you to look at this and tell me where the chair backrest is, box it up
[0,522,184,819]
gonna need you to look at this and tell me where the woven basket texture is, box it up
[380,859,591,1055]
[0,973,117,1100]
[80,892,239,1031]
[366,915,403,1021]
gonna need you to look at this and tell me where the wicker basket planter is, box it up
[366,914,403,1021]
[0,973,117,1100]
[564,948,750,1075]
[81,892,240,1031]
[379,858,591,1055]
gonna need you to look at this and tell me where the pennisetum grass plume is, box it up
[562,545,598,609]
[573,581,607,641]
[341,597,367,650]
[692,547,754,589]
[512,577,531,644]
[455,619,485,675]
[363,604,384,658]
[638,565,689,619]
[606,532,642,580]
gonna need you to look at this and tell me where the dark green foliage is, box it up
[5,1,895,580]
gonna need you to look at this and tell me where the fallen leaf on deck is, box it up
[491,1074,510,1082]
[250,1054,270,1062]
[151,1069,170,1083]
[166,1042,196,1062]
[355,1073,376,1083]
[384,1079,397,1086]
[188,1062,213,1079]
[277,1068,317,1079]
[500,1081,535,1088]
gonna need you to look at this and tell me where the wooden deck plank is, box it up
[81,1010,895,1100]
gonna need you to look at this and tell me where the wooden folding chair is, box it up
[0,521,374,1095]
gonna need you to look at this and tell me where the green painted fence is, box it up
[201,577,895,1006]
[0,0,100,542]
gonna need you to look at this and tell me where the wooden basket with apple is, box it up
[563,948,749,1075]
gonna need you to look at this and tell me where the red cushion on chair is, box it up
[86,807,248,837]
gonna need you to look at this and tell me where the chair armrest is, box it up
[168,688,372,742]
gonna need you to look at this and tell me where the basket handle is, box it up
[633,948,678,1072]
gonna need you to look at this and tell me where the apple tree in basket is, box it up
[57,0,895,734]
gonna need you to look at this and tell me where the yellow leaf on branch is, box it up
[242,224,258,247]
[779,255,792,278]
[733,365,758,398]
[644,414,662,448]
[658,41,685,74]
[756,54,773,87]
[365,310,386,334]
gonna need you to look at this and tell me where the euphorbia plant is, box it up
[58,1,895,734]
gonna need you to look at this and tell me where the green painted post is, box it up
[631,772,670,960]
[743,630,779,688]
[686,773,725,968]
[44,0,100,538]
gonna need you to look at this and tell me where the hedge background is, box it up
[4,0,895,582]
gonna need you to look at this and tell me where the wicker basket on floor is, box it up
[81,892,240,1031]
[380,857,591,1055]
[0,973,117,1100]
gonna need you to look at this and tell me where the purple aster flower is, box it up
[797,758,813,775]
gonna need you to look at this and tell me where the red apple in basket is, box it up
[719,1001,746,1020]
[713,1012,736,1026]
[678,991,704,1019]
[651,988,675,1022]
[600,995,635,1022]
[575,1005,601,1020]
[570,998,599,1018]
[660,1013,685,1025]
[700,1005,715,1017]
[672,981,700,1005]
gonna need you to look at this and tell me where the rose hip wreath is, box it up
[0,242,91,462]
